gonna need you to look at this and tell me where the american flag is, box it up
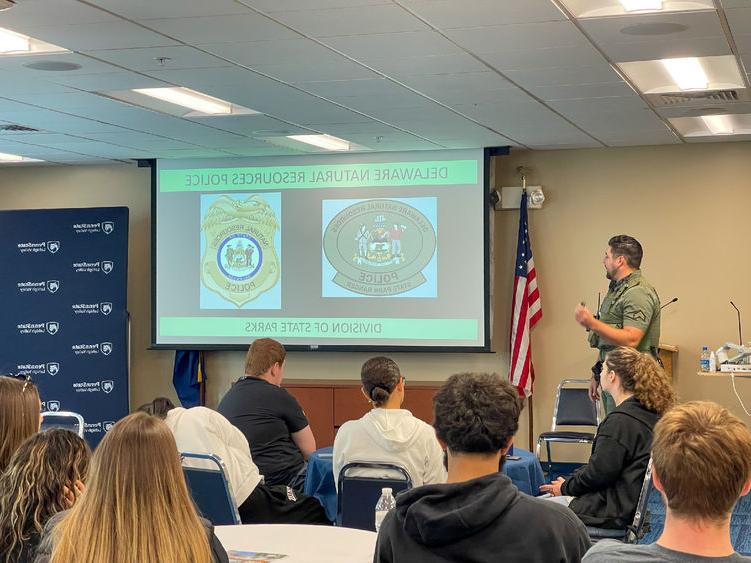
[508,191,542,398]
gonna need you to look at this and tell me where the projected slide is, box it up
[154,149,488,349]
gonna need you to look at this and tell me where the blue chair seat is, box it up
[337,462,412,531]
[538,431,595,441]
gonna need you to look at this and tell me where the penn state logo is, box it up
[102,221,115,235]
[46,321,60,335]
[47,400,61,412]
[103,421,116,432]
[46,280,60,293]
[100,302,113,315]
[46,241,60,254]
[101,261,114,274]
[99,342,113,356]
[46,362,60,376]
[102,380,114,394]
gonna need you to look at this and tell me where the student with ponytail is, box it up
[333,357,446,488]
[540,346,676,529]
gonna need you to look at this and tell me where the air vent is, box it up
[648,89,751,107]
[0,124,40,133]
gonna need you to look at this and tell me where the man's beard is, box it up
[605,268,614,280]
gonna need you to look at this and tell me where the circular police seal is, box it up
[201,195,280,307]
[323,199,437,296]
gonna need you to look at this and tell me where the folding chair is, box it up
[181,452,240,525]
[40,411,85,438]
[337,462,412,531]
[536,379,601,473]
[587,457,654,543]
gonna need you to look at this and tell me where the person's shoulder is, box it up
[582,539,647,561]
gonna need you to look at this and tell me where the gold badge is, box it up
[323,198,437,296]
[201,195,280,307]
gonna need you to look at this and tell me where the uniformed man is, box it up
[574,235,661,413]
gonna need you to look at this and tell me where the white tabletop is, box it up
[215,524,377,563]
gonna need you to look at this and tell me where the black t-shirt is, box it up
[217,378,309,486]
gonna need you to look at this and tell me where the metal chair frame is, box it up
[536,379,601,471]
[181,452,241,525]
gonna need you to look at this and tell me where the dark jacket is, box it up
[4,530,41,563]
[33,511,228,563]
[561,396,658,529]
[374,472,591,563]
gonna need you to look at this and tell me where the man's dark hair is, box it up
[433,373,522,454]
[608,234,643,269]
[361,356,401,407]
[136,397,176,419]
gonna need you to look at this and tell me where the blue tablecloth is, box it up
[304,446,546,522]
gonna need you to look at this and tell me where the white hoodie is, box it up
[165,406,263,506]
[332,408,447,488]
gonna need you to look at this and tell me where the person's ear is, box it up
[652,470,665,494]
[740,479,751,498]
[396,377,405,392]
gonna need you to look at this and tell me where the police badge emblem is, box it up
[323,198,437,296]
[201,195,281,308]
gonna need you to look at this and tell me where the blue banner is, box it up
[0,207,129,446]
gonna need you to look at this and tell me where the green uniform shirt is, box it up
[589,270,661,361]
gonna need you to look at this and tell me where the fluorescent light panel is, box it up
[132,87,232,115]
[662,57,708,90]
[620,0,662,11]
[287,134,352,151]
[0,26,67,55]
[0,152,42,163]
[701,114,735,135]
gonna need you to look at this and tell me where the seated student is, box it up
[0,430,90,563]
[540,346,676,529]
[0,375,42,473]
[139,397,329,525]
[218,338,316,490]
[35,412,229,563]
[584,401,751,562]
[375,372,591,563]
[332,357,446,488]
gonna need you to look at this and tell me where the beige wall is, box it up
[2,141,750,450]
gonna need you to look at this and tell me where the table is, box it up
[305,446,546,522]
[216,524,376,563]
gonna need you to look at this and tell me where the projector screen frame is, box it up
[148,148,499,353]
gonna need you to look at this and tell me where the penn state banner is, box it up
[0,207,129,446]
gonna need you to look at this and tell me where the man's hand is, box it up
[574,303,595,329]
[539,477,565,496]
[589,377,600,402]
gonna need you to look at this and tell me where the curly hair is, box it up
[361,357,402,407]
[0,429,90,563]
[605,347,676,414]
[433,373,522,454]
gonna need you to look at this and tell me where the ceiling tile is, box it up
[270,5,428,37]
[399,0,566,28]
[143,14,299,44]
[0,0,118,28]
[504,64,622,88]
[323,31,461,60]
[17,22,179,51]
[250,0,391,10]
[482,44,606,71]
[446,21,589,53]
[200,39,337,67]
[87,0,253,20]
[82,46,231,71]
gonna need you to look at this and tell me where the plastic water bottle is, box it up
[700,346,711,372]
[374,487,396,532]
[709,350,717,372]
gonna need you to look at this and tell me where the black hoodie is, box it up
[562,396,658,529]
[374,472,591,563]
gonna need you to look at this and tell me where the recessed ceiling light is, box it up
[620,0,662,11]
[669,113,751,137]
[0,152,42,163]
[287,134,352,151]
[701,114,735,135]
[617,55,744,94]
[132,87,233,115]
[0,26,67,55]
[662,57,708,90]
[557,0,714,19]
[100,87,260,118]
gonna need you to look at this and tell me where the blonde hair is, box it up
[0,375,41,473]
[0,430,90,563]
[49,413,212,563]
[653,401,751,521]
[245,338,286,377]
[604,347,676,414]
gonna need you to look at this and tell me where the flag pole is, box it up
[520,170,535,452]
